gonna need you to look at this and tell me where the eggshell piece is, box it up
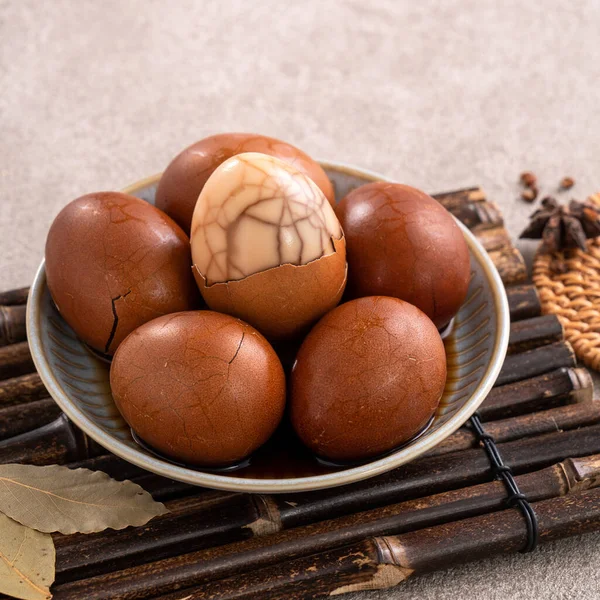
[156,132,335,233]
[191,153,347,339]
[290,296,446,462]
[336,182,471,329]
[45,192,199,355]
[110,311,286,467]
[193,237,347,340]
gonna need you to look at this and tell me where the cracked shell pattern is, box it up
[336,182,471,329]
[45,192,199,355]
[155,132,336,233]
[191,152,342,285]
[290,296,447,462]
[32,165,500,488]
[110,311,286,467]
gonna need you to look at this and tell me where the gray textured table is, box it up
[2,1,600,597]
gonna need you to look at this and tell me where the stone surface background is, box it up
[1,1,600,597]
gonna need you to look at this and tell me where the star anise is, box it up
[519,196,600,253]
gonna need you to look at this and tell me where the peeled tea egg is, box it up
[290,296,446,463]
[155,132,335,233]
[45,192,199,355]
[336,182,471,329]
[190,152,347,340]
[110,311,286,467]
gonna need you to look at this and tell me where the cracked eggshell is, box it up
[336,182,471,329]
[155,132,335,233]
[45,192,199,356]
[290,296,446,463]
[110,311,286,467]
[191,152,347,340]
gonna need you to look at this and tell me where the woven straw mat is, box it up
[533,234,600,371]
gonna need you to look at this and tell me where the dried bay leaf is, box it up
[0,464,168,535]
[0,513,54,600]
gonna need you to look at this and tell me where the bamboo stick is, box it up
[432,187,487,211]
[131,472,198,502]
[0,286,29,306]
[0,372,46,407]
[427,401,600,457]
[0,340,35,380]
[64,453,197,502]
[480,367,592,420]
[0,304,26,347]
[507,314,563,354]
[65,454,194,501]
[470,226,512,253]
[50,424,600,594]
[160,487,600,600]
[496,341,576,387]
[52,454,600,588]
[0,397,61,440]
[66,453,150,481]
[54,491,247,583]
[487,246,528,285]
[0,413,104,465]
[431,188,503,231]
[506,284,542,321]
[433,186,530,285]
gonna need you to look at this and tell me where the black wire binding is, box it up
[468,412,539,552]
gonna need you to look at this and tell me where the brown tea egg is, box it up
[110,311,286,467]
[191,152,347,340]
[290,296,446,463]
[336,182,471,329]
[45,192,199,356]
[155,132,335,233]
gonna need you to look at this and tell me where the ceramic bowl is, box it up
[27,162,509,493]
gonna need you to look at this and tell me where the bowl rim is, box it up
[27,161,510,493]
